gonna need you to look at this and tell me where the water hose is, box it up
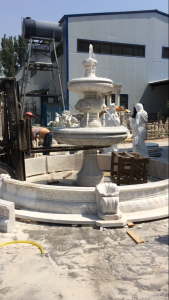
[0,241,44,255]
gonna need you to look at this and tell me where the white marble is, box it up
[25,156,47,177]
[53,44,127,186]
[76,149,104,187]
[47,112,61,127]
[48,111,79,128]
[60,110,79,127]
[0,157,167,219]
[148,159,169,180]
[130,103,149,157]
[119,179,168,213]
[104,104,121,153]
[47,155,75,173]
[14,205,168,227]
[0,198,15,233]
[96,183,122,220]
[0,154,168,226]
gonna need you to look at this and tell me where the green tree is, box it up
[1,34,27,77]
[0,51,3,75]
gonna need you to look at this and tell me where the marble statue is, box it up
[104,104,121,153]
[60,110,79,127]
[130,103,149,157]
[47,112,61,127]
[105,104,120,127]
[48,111,79,128]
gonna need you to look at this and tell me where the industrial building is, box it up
[15,9,169,126]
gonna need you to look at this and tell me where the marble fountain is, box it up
[0,46,168,227]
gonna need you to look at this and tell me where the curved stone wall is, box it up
[0,154,168,217]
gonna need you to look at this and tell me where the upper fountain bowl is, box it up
[68,77,114,94]
[68,54,114,95]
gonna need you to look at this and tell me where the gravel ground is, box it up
[0,218,168,300]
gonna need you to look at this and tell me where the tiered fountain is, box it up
[53,45,128,186]
[0,45,167,227]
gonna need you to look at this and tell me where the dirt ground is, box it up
[0,218,168,300]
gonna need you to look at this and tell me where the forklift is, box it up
[0,77,103,181]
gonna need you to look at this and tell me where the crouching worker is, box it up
[25,112,52,155]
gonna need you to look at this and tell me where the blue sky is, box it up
[0,0,168,42]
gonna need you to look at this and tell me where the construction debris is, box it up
[127,222,135,228]
[19,219,37,224]
[127,231,144,244]
[63,171,73,179]
[47,180,59,185]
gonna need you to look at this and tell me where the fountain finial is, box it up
[89,44,93,59]
[82,44,97,77]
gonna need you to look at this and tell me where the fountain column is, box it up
[106,93,112,108]
[76,149,104,186]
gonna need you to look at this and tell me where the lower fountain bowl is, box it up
[52,126,128,147]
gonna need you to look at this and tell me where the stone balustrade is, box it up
[146,120,169,139]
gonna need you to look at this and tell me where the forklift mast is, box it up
[0,77,32,181]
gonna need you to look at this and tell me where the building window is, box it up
[123,45,134,56]
[120,94,128,109]
[112,43,123,55]
[78,40,89,52]
[111,94,128,108]
[92,41,101,54]
[162,47,169,59]
[78,39,145,58]
[134,45,145,57]
[102,42,112,54]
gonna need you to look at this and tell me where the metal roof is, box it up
[59,9,169,23]
[149,79,169,87]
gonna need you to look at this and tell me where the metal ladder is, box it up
[20,38,65,117]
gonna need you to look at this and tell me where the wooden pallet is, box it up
[111,151,149,185]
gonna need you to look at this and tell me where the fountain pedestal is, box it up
[76,149,104,186]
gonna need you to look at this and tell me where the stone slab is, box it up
[25,157,47,177]
[97,154,111,171]
[148,159,169,180]
[124,206,168,222]
[15,204,168,228]
[74,153,83,170]
[15,210,98,225]
[0,199,15,233]
[47,155,75,173]
[96,218,127,227]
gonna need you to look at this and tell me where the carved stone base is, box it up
[95,182,122,220]
[97,210,122,220]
